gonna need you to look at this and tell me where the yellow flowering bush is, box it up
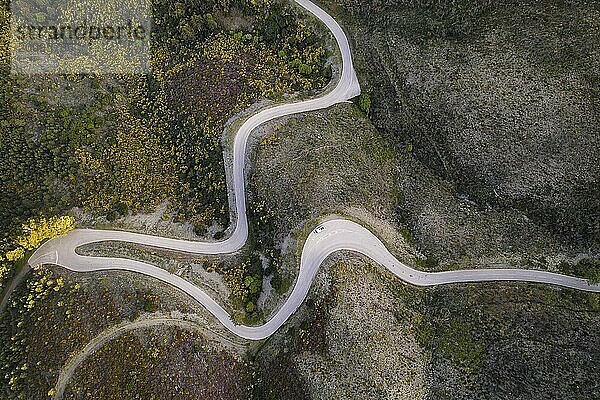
[15,216,75,251]
[5,248,25,262]
[0,216,75,292]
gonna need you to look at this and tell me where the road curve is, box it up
[29,0,599,341]
[31,0,359,259]
[29,218,600,341]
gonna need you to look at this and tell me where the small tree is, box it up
[358,93,371,114]
[204,13,218,31]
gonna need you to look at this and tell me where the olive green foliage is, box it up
[413,313,433,348]
[248,198,287,293]
[421,290,490,374]
[436,317,487,372]
[357,92,371,114]
[425,283,600,398]
[0,0,329,247]
[0,0,329,332]
[334,0,600,253]
[415,255,439,271]
[200,196,283,322]
[204,254,264,324]
[559,259,600,284]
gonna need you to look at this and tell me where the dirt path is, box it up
[0,264,31,313]
[52,316,230,400]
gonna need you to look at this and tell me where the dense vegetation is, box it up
[64,326,253,400]
[559,258,600,284]
[0,265,213,399]
[248,74,600,398]
[323,0,600,266]
[0,0,329,253]
[198,196,283,324]
[203,254,265,324]
[424,283,600,399]
[0,268,107,399]
[2,0,598,398]
[0,0,329,331]
[0,0,331,396]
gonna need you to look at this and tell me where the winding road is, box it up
[29,0,599,341]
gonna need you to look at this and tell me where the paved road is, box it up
[29,0,599,341]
